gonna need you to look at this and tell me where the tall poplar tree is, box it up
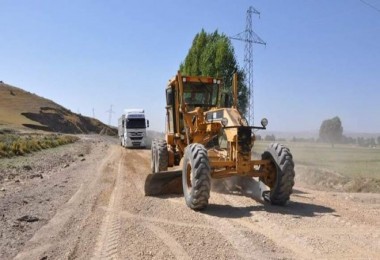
[180,30,249,116]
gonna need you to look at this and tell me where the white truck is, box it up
[118,109,149,148]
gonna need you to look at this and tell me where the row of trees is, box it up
[255,117,379,148]
[293,136,380,147]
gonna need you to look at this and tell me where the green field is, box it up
[254,141,380,180]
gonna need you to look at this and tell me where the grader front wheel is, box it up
[261,143,295,205]
[182,143,211,210]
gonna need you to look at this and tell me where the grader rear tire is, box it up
[151,139,157,173]
[154,139,168,172]
[262,143,295,205]
[182,143,211,210]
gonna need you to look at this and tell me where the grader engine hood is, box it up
[205,108,247,128]
[205,108,254,175]
[205,108,251,148]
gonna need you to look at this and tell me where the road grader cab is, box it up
[145,72,295,210]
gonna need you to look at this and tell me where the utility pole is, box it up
[92,108,95,118]
[230,6,266,125]
[106,105,115,126]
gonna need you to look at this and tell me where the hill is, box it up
[0,82,116,135]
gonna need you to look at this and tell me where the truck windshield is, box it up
[183,82,219,107]
[126,118,146,129]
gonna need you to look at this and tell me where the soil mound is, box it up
[0,82,116,135]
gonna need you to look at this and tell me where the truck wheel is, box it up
[182,143,211,210]
[261,143,295,205]
[151,139,157,173]
[154,140,168,172]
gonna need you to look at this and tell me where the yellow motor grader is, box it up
[145,72,295,210]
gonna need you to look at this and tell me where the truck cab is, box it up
[118,109,149,148]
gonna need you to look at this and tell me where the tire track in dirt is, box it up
[286,192,380,257]
[94,147,192,259]
[91,147,380,259]
[144,223,191,260]
[300,214,380,255]
[220,192,379,259]
[14,146,116,260]
[92,156,123,259]
[119,148,192,259]
[123,148,150,195]
[130,149,294,259]
[147,171,289,259]
[119,210,212,229]
[214,194,322,259]
[202,214,268,259]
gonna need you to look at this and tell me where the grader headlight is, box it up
[261,118,268,127]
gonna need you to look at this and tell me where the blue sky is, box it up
[1,0,379,133]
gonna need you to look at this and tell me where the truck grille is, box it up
[129,132,143,137]
[130,137,143,140]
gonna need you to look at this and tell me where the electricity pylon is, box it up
[230,6,266,125]
[106,105,115,126]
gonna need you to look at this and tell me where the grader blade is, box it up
[144,170,183,196]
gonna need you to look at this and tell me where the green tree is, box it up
[180,29,249,115]
[265,134,276,141]
[319,116,343,147]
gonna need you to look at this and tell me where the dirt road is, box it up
[1,137,380,259]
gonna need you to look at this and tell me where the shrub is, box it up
[0,133,79,158]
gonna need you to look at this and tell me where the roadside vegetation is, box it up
[255,140,380,193]
[0,129,79,158]
[256,141,380,179]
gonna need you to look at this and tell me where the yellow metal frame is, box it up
[164,71,274,181]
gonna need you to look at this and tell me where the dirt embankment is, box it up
[0,82,116,135]
[295,165,380,193]
[21,107,117,135]
[1,136,379,259]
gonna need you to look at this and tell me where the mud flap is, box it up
[144,170,183,196]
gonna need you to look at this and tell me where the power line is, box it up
[230,6,266,125]
[360,0,380,13]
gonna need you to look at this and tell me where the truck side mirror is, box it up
[147,120,149,128]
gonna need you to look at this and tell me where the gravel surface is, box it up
[1,135,379,259]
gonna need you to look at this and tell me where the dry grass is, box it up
[254,140,380,193]
[0,131,79,158]
[255,141,380,179]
